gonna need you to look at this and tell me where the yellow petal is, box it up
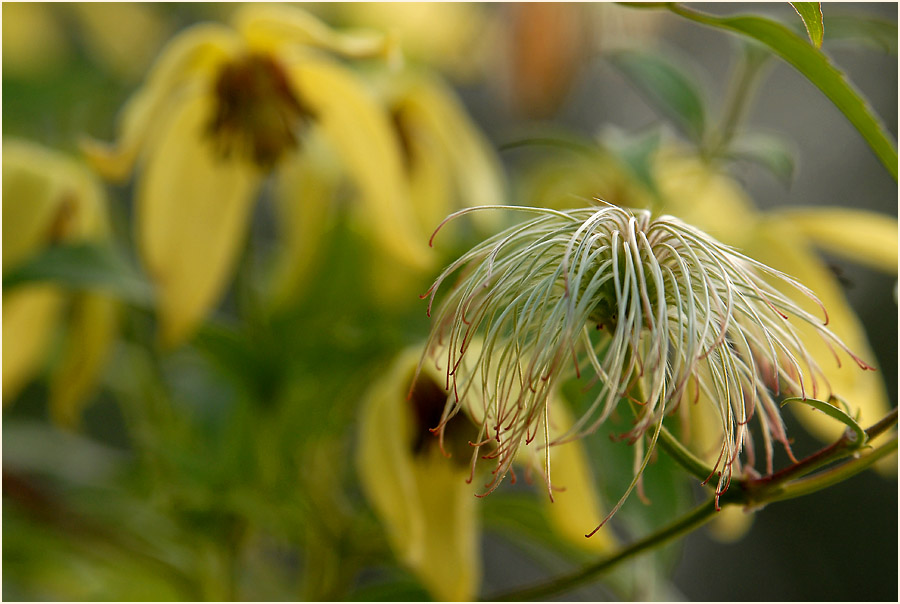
[393,87,455,233]
[653,149,758,244]
[49,293,119,427]
[773,207,898,274]
[136,88,261,347]
[747,218,890,444]
[266,131,341,311]
[334,3,493,79]
[357,348,480,601]
[539,397,618,553]
[234,4,398,62]
[394,74,507,218]
[2,140,72,270]
[2,286,65,403]
[82,23,240,182]
[287,58,433,271]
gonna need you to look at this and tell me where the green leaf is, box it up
[608,49,707,143]
[727,131,798,185]
[2,243,153,304]
[791,3,825,48]
[824,15,898,54]
[668,4,898,181]
[780,397,867,448]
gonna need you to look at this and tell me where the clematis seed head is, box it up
[418,203,871,525]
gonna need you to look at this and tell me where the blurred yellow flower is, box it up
[363,70,507,306]
[2,139,119,426]
[357,346,615,601]
[83,5,433,346]
[332,2,496,81]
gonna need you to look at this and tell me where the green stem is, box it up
[743,406,897,500]
[702,42,772,159]
[755,433,898,504]
[487,498,720,601]
[657,425,716,482]
[490,407,897,601]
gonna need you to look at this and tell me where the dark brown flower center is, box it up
[208,53,313,168]
[408,370,478,467]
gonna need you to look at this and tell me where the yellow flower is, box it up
[357,346,615,601]
[83,5,433,346]
[332,2,496,81]
[2,139,118,426]
[363,69,507,306]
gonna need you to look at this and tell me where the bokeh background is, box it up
[3,2,897,601]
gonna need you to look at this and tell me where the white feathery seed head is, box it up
[417,203,870,526]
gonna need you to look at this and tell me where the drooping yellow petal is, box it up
[773,207,898,274]
[747,217,890,444]
[363,90,453,307]
[136,88,261,347]
[334,2,493,79]
[49,293,119,427]
[393,74,507,216]
[2,140,73,270]
[234,4,398,62]
[2,286,65,403]
[82,23,240,182]
[287,58,433,271]
[357,348,480,602]
[653,149,758,245]
[266,131,341,311]
[538,397,618,553]
[392,85,455,233]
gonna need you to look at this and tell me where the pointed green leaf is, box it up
[791,3,825,48]
[668,5,898,180]
[781,397,867,448]
[2,242,153,304]
[728,131,797,185]
[608,49,707,143]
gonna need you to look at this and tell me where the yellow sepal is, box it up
[266,131,341,311]
[234,4,398,63]
[49,293,119,427]
[774,207,898,274]
[135,88,261,347]
[394,74,506,217]
[536,397,618,553]
[748,218,890,444]
[288,58,433,271]
[357,348,480,602]
[82,23,240,182]
[2,286,65,403]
